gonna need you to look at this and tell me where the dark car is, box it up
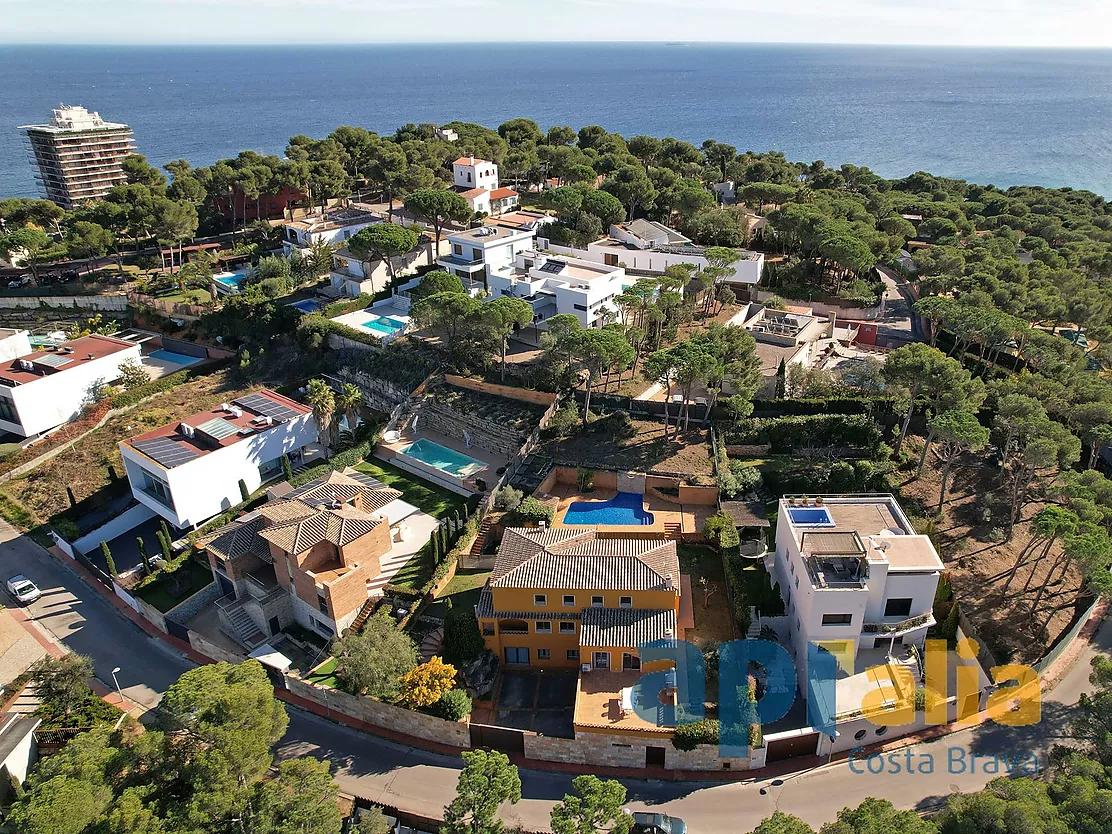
[631,812,687,834]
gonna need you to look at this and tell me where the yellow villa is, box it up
[476,527,694,672]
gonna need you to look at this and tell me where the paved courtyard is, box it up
[489,670,578,738]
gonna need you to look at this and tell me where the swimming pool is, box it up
[289,298,323,313]
[147,348,203,367]
[787,507,835,526]
[212,271,247,293]
[356,312,408,337]
[563,492,655,526]
[401,439,486,478]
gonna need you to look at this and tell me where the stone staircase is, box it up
[469,518,493,558]
[219,598,266,648]
[349,597,378,634]
[8,683,41,715]
[663,521,682,540]
[419,627,445,663]
[746,607,761,640]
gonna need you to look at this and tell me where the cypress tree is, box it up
[282,453,294,483]
[238,479,250,503]
[137,536,151,574]
[101,542,117,578]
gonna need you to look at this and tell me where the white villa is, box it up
[120,390,318,529]
[0,334,142,438]
[437,225,538,289]
[488,250,632,331]
[451,157,519,216]
[281,206,383,254]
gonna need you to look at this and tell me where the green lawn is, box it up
[134,558,213,612]
[355,459,468,520]
[305,657,339,689]
[155,288,213,305]
[425,568,490,618]
[390,541,436,590]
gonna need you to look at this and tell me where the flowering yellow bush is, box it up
[398,656,458,708]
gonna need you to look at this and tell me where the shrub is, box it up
[398,656,458,708]
[702,512,739,550]
[724,414,882,455]
[717,459,762,499]
[502,496,554,527]
[425,687,473,721]
[100,542,117,578]
[672,718,720,750]
[492,486,523,512]
[443,609,486,666]
[543,403,581,439]
[576,467,595,492]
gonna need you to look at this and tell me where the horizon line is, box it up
[2,39,1112,50]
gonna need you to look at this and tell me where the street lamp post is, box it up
[110,666,123,703]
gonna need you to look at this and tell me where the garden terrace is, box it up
[542,419,714,481]
[412,379,549,458]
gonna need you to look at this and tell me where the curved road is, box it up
[1,522,1106,832]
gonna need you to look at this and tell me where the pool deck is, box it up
[377,426,512,495]
[141,353,204,380]
[543,484,713,541]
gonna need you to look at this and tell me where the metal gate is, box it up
[469,722,525,754]
[765,731,820,763]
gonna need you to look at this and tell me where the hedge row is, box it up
[750,397,894,417]
[724,414,883,454]
[322,293,376,319]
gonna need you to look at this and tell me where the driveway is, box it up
[876,264,920,346]
[1,518,1108,832]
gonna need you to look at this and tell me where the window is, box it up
[573,303,587,311]
[591,595,604,607]
[619,596,633,608]
[317,594,329,615]
[140,469,174,508]
[534,594,547,606]
[622,653,641,671]
[472,247,482,260]
[560,621,575,634]
[854,729,867,740]
[505,647,529,664]
[536,621,552,633]
[0,396,17,424]
[822,613,853,626]
[312,618,334,638]
[562,594,575,607]
[592,651,610,669]
[467,172,472,182]
[884,598,914,618]
[537,649,550,660]
[567,649,579,661]
[453,244,463,256]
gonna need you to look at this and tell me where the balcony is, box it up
[438,254,485,270]
[244,572,286,607]
[862,613,935,637]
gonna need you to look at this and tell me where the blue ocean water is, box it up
[2,43,1112,197]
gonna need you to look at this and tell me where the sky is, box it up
[1,0,1111,47]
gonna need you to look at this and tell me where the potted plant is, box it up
[815,496,824,506]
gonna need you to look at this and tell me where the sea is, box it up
[2,43,1112,198]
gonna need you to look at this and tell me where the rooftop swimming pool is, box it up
[147,348,203,367]
[563,491,654,526]
[786,506,835,526]
[401,438,486,478]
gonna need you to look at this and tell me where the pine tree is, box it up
[775,358,787,399]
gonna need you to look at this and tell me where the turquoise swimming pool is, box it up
[213,271,247,293]
[358,312,408,336]
[401,438,486,478]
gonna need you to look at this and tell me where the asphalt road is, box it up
[1,521,1107,832]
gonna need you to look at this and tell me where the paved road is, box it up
[876,265,921,345]
[1,521,1107,831]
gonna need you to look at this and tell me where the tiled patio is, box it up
[574,669,675,736]
[543,484,715,540]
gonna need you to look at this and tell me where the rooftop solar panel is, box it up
[34,354,73,369]
[195,417,240,441]
[539,259,565,274]
[132,437,199,468]
[233,393,302,423]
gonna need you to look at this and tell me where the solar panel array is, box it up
[234,393,303,423]
[195,417,240,441]
[132,437,200,468]
[34,354,73,369]
[539,260,565,274]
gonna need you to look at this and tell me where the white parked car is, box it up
[6,575,40,605]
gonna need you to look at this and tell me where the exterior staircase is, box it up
[469,519,493,558]
[349,597,379,634]
[217,597,266,648]
[663,521,682,540]
[746,607,761,640]
[419,627,445,663]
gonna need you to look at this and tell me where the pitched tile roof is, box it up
[491,528,679,593]
[489,187,519,200]
[202,468,401,561]
[579,607,677,648]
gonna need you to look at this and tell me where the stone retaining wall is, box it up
[418,401,524,458]
[0,294,129,312]
[285,676,471,749]
[165,579,222,625]
[189,629,246,665]
[524,730,753,771]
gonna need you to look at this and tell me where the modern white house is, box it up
[488,250,633,330]
[119,390,318,529]
[328,237,447,298]
[281,206,383,254]
[0,334,141,438]
[437,225,538,288]
[769,495,942,693]
[537,220,765,299]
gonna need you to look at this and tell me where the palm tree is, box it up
[336,383,363,441]
[305,379,337,457]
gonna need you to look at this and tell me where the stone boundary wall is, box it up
[753,288,884,321]
[333,367,414,413]
[678,484,718,506]
[165,580,222,625]
[285,676,471,749]
[0,294,129,312]
[524,730,754,772]
[189,629,246,665]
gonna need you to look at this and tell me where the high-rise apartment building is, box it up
[20,105,135,209]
